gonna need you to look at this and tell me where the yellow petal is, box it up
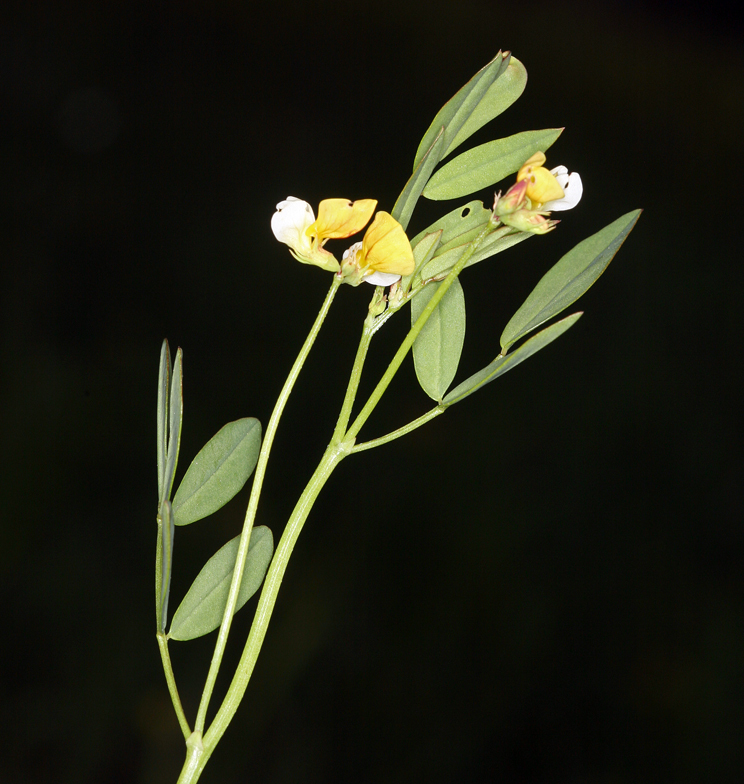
[517,151,546,180]
[361,212,414,275]
[517,152,564,206]
[522,167,565,205]
[309,198,377,242]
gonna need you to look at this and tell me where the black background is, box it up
[2,1,743,782]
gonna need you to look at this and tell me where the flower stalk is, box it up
[192,276,342,735]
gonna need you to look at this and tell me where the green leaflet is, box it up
[413,52,512,170]
[162,347,183,507]
[159,500,174,632]
[156,341,180,634]
[168,527,274,641]
[423,129,563,201]
[446,56,527,156]
[392,129,445,231]
[420,229,532,281]
[157,340,170,506]
[501,210,642,351]
[408,203,531,284]
[412,277,466,401]
[409,200,492,250]
[401,229,443,292]
[443,313,583,406]
[395,54,526,235]
[172,418,262,526]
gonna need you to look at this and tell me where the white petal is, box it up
[364,270,401,287]
[271,197,315,251]
[545,170,583,211]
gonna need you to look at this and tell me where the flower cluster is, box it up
[271,153,581,283]
[271,197,414,286]
[494,152,582,234]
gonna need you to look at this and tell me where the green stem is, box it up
[193,277,341,735]
[177,733,204,784]
[330,313,375,445]
[346,227,491,442]
[351,404,446,453]
[157,632,191,739]
[157,504,188,735]
[155,517,163,633]
[177,441,351,784]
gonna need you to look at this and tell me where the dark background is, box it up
[2,1,742,782]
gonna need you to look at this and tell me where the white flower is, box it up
[544,166,583,211]
[271,197,315,257]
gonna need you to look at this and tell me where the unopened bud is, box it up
[499,209,559,235]
[494,178,529,217]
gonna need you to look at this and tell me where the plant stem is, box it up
[351,404,446,453]
[193,277,341,736]
[157,632,191,739]
[330,310,376,445]
[177,732,204,784]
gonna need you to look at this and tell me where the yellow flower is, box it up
[516,152,565,207]
[271,197,377,272]
[272,197,412,285]
[493,151,583,235]
[341,212,414,286]
[516,152,583,211]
